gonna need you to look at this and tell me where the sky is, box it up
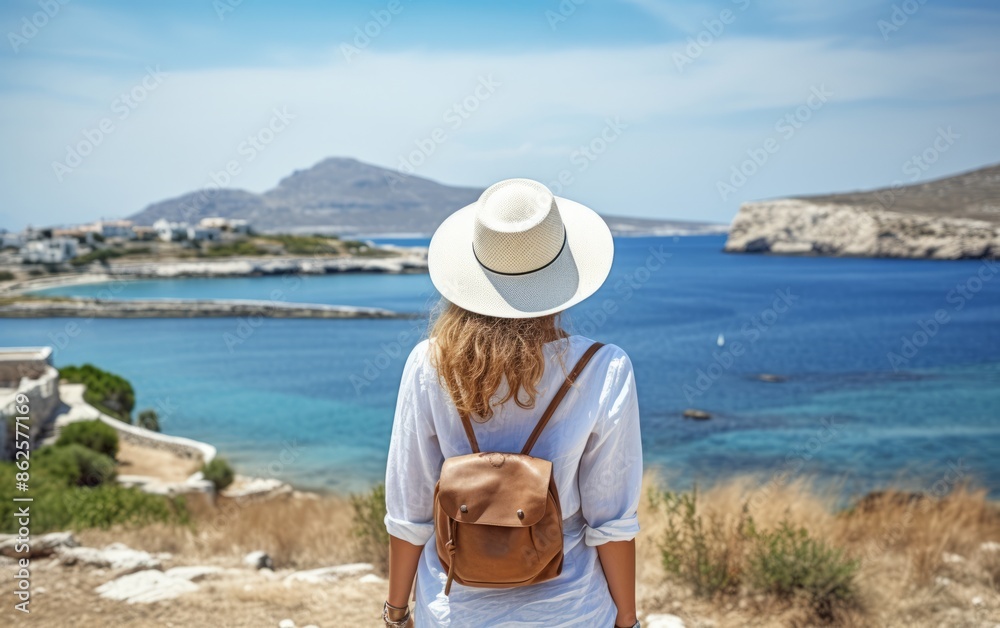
[1,0,998,228]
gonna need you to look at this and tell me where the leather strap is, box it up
[457,341,604,455]
[521,341,604,455]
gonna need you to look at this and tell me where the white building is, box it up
[0,347,61,460]
[153,219,189,242]
[97,220,136,240]
[0,229,23,249]
[186,226,221,242]
[21,238,78,264]
[199,217,251,234]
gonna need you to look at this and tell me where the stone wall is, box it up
[93,415,216,467]
[0,365,60,459]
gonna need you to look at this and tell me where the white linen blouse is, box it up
[384,335,643,627]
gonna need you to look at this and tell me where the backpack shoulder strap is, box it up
[457,409,480,454]
[521,341,605,456]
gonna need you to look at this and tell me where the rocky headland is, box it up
[725,163,1000,259]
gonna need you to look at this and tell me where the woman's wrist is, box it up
[383,600,411,626]
[614,611,638,627]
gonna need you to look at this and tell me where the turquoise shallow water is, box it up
[7,235,1000,497]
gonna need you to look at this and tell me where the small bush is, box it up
[59,364,135,422]
[350,483,389,575]
[652,487,748,597]
[34,444,117,487]
[0,270,14,281]
[137,409,160,432]
[202,457,234,491]
[56,420,119,459]
[651,486,861,623]
[747,520,860,620]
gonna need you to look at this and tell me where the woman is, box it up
[383,179,643,627]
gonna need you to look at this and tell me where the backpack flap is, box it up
[437,452,552,527]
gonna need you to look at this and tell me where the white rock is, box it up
[359,573,386,584]
[0,531,78,558]
[58,544,160,573]
[934,576,952,587]
[980,541,1000,553]
[972,596,984,607]
[646,614,686,628]
[942,552,965,564]
[96,569,199,603]
[278,620,296,628]
[244,550,274,570]
[283,563,374,586]
[164,566,224,581]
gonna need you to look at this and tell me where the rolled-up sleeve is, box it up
[384,340,443,546]
[578,350,643,547]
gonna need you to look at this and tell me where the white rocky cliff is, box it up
[725,163,1000,259]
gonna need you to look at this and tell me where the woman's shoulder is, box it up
[559,334,631,365]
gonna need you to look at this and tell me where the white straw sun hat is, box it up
[428,178,614,318]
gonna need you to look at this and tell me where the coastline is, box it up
[0,297,413,319]
[0,250,429,296]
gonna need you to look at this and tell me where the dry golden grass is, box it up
[79,492,359,570]
[14,471,998,627]
[638,471,1000,627]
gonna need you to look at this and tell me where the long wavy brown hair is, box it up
[429,300,568,422]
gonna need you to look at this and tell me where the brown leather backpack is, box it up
[433,341,605,595]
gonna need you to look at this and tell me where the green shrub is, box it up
[137,409,160,432]
[59,364,135,422]
[0,270,14,281]
[652,487,748,597]
[0,454,188,533]
[70,248,124,266]
[746,520,860,620]
[650,487,860,623]
[350,483,389,575]
[34,444,117,487]
[202,457,234,491]
[56,420,119,459]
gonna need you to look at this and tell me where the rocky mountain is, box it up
[725,163,1000,259]
[130,157,724,236]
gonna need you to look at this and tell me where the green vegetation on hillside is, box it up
[201,457,234,491]
[0,427,187,533]
[59,364,135,423]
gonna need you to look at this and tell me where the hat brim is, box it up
[428,196,614,318]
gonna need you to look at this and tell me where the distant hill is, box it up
[129,157,725,236]
[725,162,1000,259]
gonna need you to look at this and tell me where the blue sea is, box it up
[4,236,999,498]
